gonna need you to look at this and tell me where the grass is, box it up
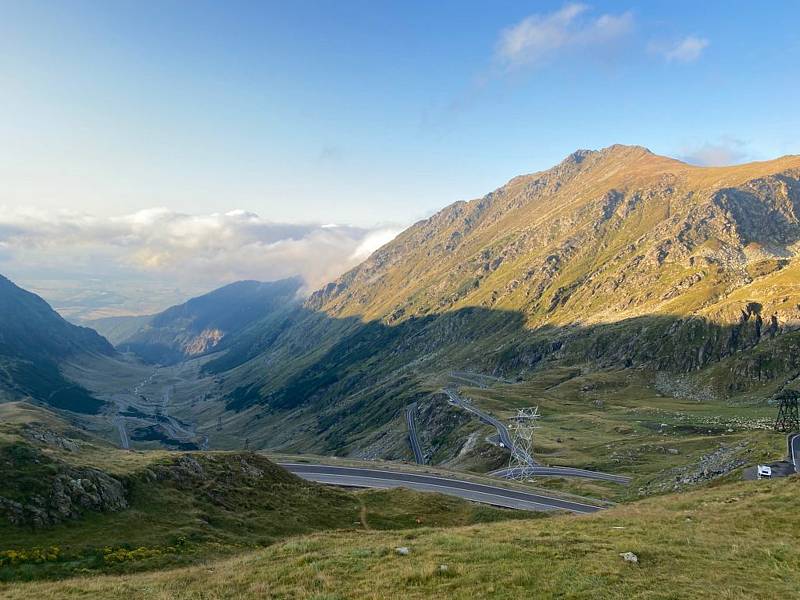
[2,475,797,599]
[0,409,534,582]
[446,368,785,500]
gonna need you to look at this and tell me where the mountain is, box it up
[85,314,153,346]
[110,278,303,364]
[202,145,800,454]
[0,274,114,413]
[309,145,800,374]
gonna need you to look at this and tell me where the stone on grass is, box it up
[395,547,410,556]
[619,552,639,564]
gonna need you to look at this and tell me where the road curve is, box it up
[444,388,536,466]
[490,466,631,485]
[789,433,800,473]
[113,417,130,450]
[405,403,426,464]
[279,463,602,513]
[446,388,629,485]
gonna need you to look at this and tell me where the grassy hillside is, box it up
[0,403,531,582]
[3,474,797,598]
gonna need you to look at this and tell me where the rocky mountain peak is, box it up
[309,147,800,334]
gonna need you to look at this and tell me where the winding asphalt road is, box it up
[280,463,602,513]
[113,416,130,450]
[445,388,630,485]
[444,388,535,465]
[405,403,426,464]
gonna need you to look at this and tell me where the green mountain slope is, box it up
[84,314,153,346]
[0,275,113,413]
[201,146,800,457]
[111,278,302,364]
[0,402,529,581]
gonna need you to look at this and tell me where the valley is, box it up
[2,145,800,598]
[56,344,790,507]
[5,4,800,596]
[5,145,798,505]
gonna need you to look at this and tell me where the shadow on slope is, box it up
[206,301,800,453]
[0,274,114,414]
[115,278,303,366]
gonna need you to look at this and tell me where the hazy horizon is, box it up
[3,1,800,317]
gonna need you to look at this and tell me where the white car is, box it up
[757,465,772,479]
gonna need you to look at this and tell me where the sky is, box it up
[1,1,799,317]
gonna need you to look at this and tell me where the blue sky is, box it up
[2,1,799,226]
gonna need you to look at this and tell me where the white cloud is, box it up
[350,227,403,261]
[678,136,749,166]
[654,35,709,63]
[495,3,634,70]
[0,207,400,304]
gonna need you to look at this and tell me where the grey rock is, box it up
[22,424,81,452]
[0,467,127,528]
[619,552,639,564]
[239,457,264,479]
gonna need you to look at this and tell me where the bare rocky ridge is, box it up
[313,146,800,329]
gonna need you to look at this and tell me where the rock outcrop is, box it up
[0,466,127,528]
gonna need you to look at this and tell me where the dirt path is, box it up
[358,500,371,530]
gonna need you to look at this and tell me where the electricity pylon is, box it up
[774,389,800,432]
[506,407,540,481]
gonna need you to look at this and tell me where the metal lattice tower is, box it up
[774,389,800,432]
[506,407,540,481]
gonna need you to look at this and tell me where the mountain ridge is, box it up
[10,146,800,458]
[309,145,800,329]
[112,277,303,364]
[0,274,113,413]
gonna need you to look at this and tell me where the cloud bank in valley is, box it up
[0,207,401,317]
